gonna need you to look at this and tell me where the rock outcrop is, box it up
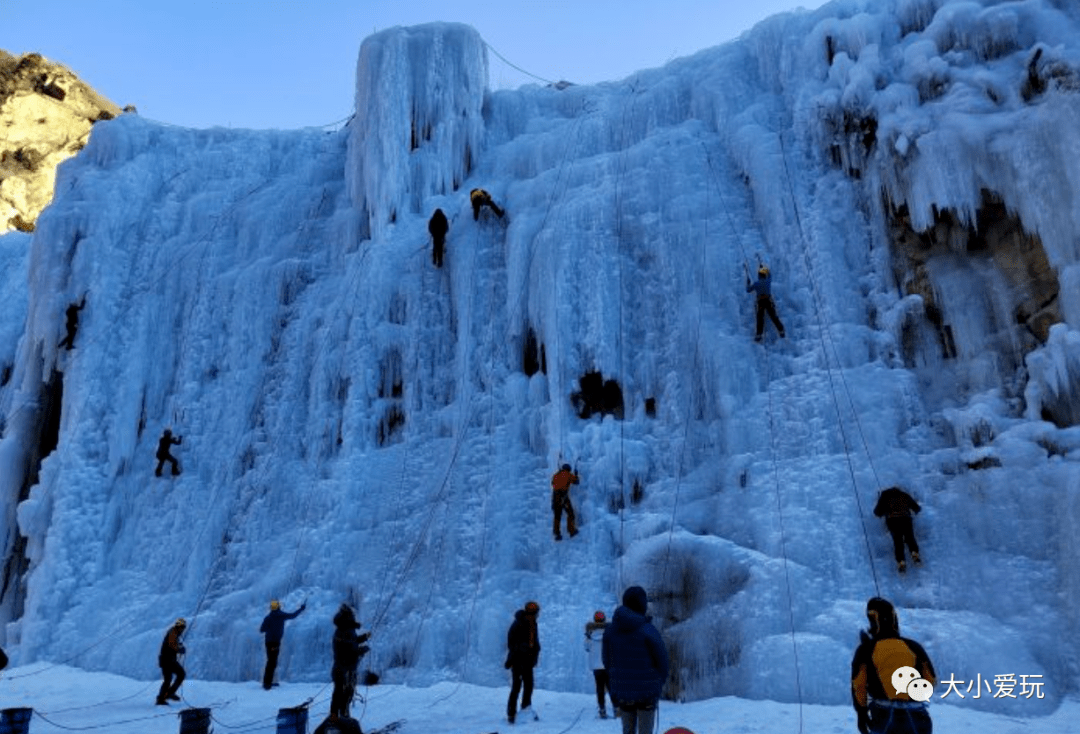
[0,51,124,234]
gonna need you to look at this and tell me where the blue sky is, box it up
[1,0,826,129]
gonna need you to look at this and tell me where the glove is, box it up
[358,631,371,643]
[504,652,513,670]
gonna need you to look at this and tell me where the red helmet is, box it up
[524,601,540,614]
[593,610,606,623]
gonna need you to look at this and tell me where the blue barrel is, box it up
[0,708,32,734]
[178,707,212,734]
[276,706,308,734]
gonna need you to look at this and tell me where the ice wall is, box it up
[347,23,487,240]
[0,0,1079,718]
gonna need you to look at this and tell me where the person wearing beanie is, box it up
[585,610,615,719]
[505,600,542,724]
[329,604,371,721]
[851,597,936,734]
[259,598,306,689]
[602,587,669,734]
[155,618,187,705]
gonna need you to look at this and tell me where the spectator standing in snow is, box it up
[603,587,669,734]
[155,618,187,705]
[260,598,306,689]
[429,208,449,267]
[551,464,579,541]
[873,486,922,573]
[851,597,936,734]
[470,188,504,220]
[154,429,182,477]
[329,604,371,721]
[585,610,615,719]
[505,600,541,724]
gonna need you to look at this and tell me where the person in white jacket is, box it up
[585,610,615,719]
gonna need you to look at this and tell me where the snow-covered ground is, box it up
[1,0,1079,724]
[0,665,1075,733]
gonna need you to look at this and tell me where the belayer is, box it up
[585,610,615,719]
[505,600,541,724]
[260,598,306,689]
[329,604,371,721]
[851,597,936,734]
[155,617,187,705]
[470,188,504,221]
[745,263,785,342]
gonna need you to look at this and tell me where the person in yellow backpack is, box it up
[470,188,504,220]
[851,597,935,734]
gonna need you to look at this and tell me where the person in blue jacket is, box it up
[602,586,669,734]
[746,264,786,342]
[259,598,306,689]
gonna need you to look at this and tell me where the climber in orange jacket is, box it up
[551,464,579,540]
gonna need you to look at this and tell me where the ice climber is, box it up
[505,600,541,724]
[470,188,504,221]
[154,429,183,477]
[585,610,615,719]
[329,604,371,721]
[746,264,785,342]
[873,486,922,574]
[260,598,306,690]
[429,208,449,267]
[551,463,580,541]
[851,597,936,734]
[602,586,669,734]
[57,296,86,350]
[156,617,187,705]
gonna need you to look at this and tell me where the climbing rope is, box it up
[698,131,808,731]
[612,81,641,591]
[775,130,882,594]
[483,41,557,86]
[660,135,712,591]
[761,344,807,734]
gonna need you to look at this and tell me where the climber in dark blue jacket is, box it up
[602,586,669,734]
[746,264,785,342]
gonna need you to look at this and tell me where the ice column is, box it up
[347,23,488,240]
